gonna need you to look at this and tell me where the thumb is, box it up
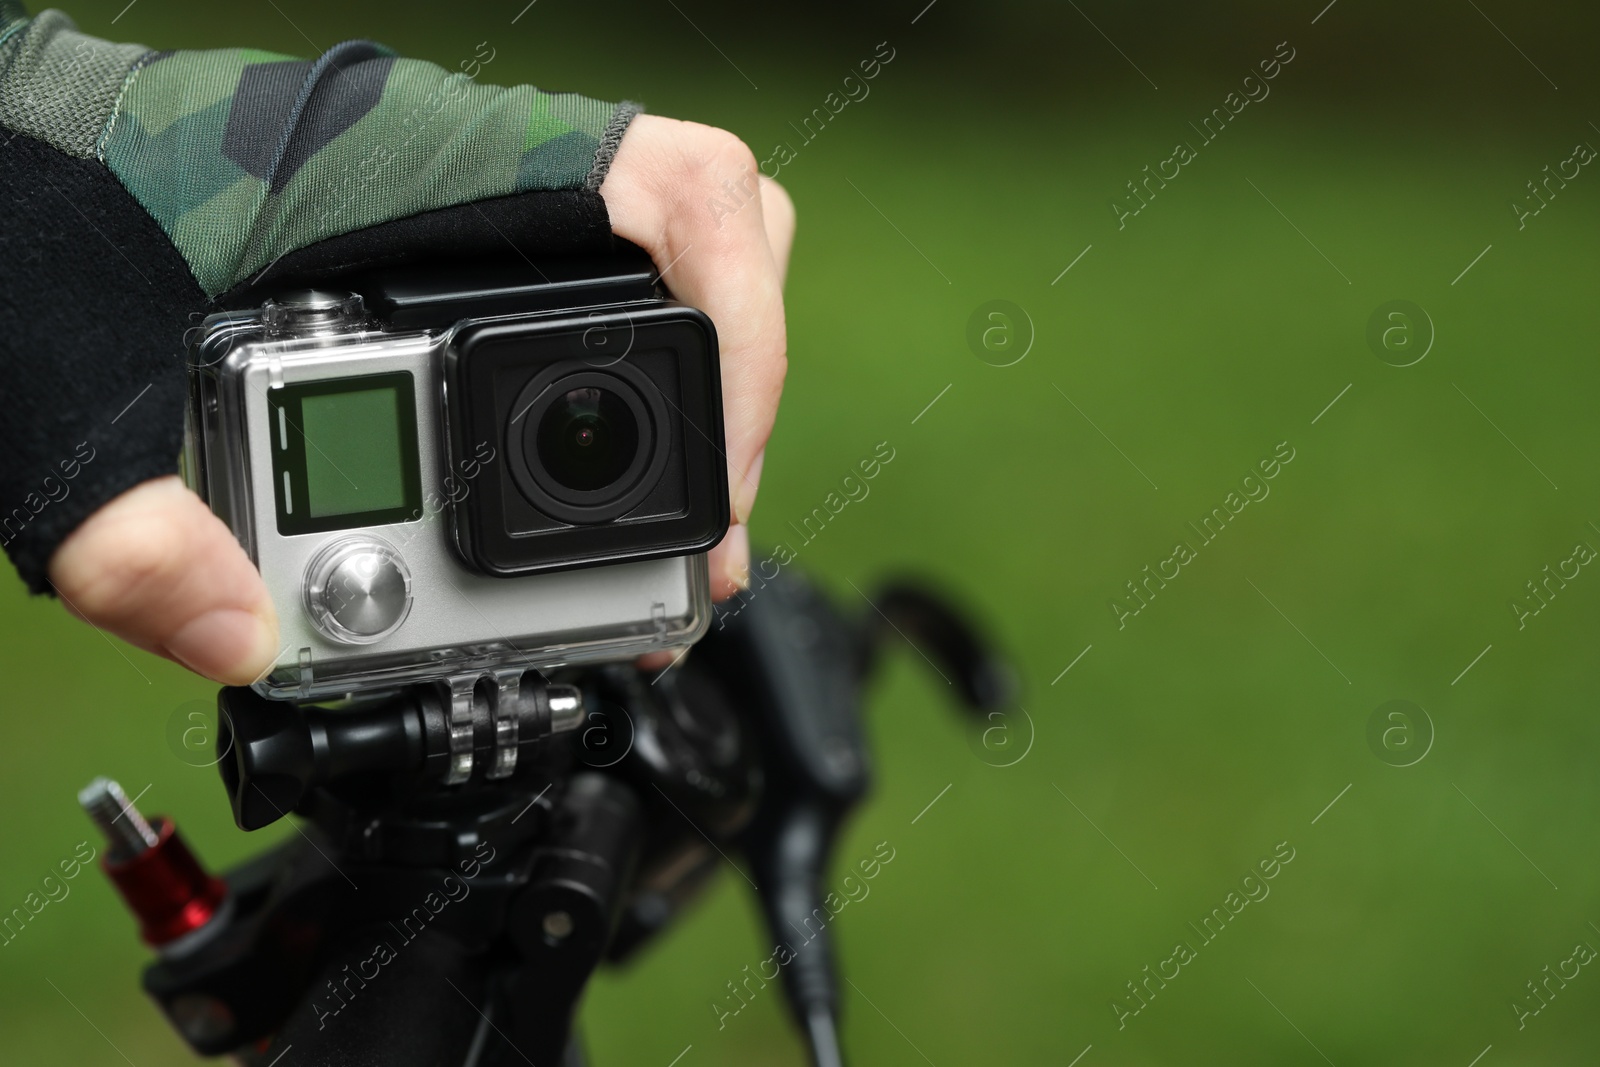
[48,476,280,686]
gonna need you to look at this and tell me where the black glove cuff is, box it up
[0,132,198,593]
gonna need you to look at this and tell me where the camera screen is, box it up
[267,373,423,535]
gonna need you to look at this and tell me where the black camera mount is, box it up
[83,566,1015,1067]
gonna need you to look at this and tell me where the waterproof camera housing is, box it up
[182,251,729,701]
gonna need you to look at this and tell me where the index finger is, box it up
[599,115,791,549]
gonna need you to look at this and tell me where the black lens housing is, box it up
[438,292,729,578]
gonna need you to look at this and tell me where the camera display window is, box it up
[267,373,422,535]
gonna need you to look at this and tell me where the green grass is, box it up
[5,1,1600,1064]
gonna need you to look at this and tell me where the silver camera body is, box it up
[183,256,729,701]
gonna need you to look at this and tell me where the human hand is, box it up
[600,114,795,600]
[47,115,793,685]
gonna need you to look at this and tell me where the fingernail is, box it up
[166,609,278,686]
[722,523,751,590]
[733,449,765,526]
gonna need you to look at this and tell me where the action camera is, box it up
[182,250,729,700]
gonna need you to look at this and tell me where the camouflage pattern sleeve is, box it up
[0,1,639,295]
[0,2,640,591]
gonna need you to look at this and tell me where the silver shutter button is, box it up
[262,291,365,337]
[303,538,412,644]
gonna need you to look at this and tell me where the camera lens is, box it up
[532,387,640,492]
[504,362,671,525]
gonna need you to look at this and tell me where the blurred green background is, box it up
[5,0,1600,1063]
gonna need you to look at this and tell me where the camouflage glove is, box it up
[0,1,637,592]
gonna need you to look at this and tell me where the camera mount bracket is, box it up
[215,671,586,830]
[440,669,584,784]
